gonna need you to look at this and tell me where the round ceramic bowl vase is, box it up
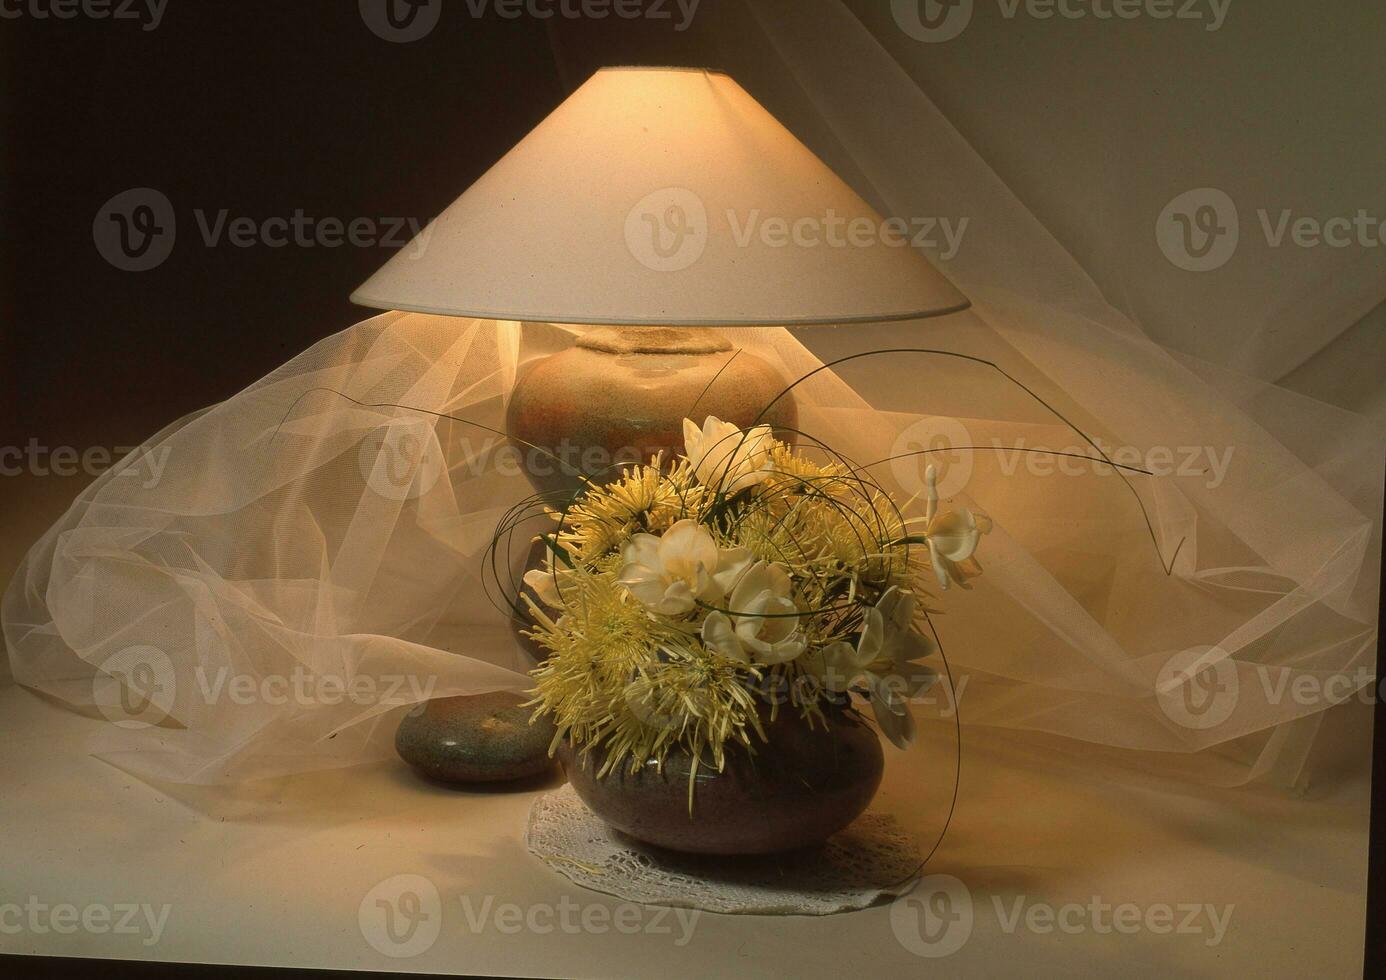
[558,707,884,855]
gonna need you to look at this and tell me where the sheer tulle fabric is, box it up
[2,309,1377,787]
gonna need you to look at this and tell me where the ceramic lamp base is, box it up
[506,325,798,496]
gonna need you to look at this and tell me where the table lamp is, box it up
[351,66,969,493]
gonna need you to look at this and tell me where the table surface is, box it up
[0,474,1372,979]
[0,680,1370,978]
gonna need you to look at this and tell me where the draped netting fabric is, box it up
[2,306,1377,788]
[4,0,1381,789]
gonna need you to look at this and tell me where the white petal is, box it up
[682,418,702,459]
[701,611,747,661]
[729,561,773,614]
[757,595,799,643]
[927,539,951,590]
[876,586,915,634]
[747,631,806,665]
[872,689,917,750]
[621,533,662,571]
[523,568,563,607]
[763,562,793,598]
[928,510,980,563]
[710,547,754,595]
[657,579,697,616]
[692,564,722,603]
[924,464,939,524]
[660,520,718,574]
[813,641,861,692]
[858,607,886,662]
[620,573,669,611]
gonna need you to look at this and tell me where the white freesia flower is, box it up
[523,568,563,607]
[868,680,920,752]
[682,416,775,494]
[522,544,572,608]
[617,519,747,616]
[922,464,984,590]
[700,560,806,665]
[806,587,937,749]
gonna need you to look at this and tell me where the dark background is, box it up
[0,1,723,450]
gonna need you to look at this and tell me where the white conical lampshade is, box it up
[351,67,969,326]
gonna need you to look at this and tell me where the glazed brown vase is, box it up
[558,706,884,855]
[506,325,798,497]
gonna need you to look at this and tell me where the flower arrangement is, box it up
[520,417,986,790]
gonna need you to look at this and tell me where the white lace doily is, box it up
[525,784,922,915]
